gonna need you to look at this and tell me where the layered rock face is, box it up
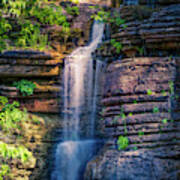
[85,2,180,180]
[0,3,100,114]
[95,4,180,60]
[85,57,180,180]
[0,51,62,113]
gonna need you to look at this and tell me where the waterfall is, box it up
[51,21,104,180]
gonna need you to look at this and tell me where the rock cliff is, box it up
[85,2,180,180]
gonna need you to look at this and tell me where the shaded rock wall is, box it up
[103,57,179,147]
[85,2,180,180]
[85,57,180,180]
[95,4,180,60]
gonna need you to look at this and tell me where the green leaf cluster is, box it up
[0,164,10,180]
[91,9,110,22]
[13,80,36,96]
[31,5,67,25]
[0,18,12,52]
[117,136,129,150]
[0,0,78,52]
[0,142,33,163]
[91,8,126,28]
[66,6,79,16]
[0,96,27,132]
[110,39,122,53]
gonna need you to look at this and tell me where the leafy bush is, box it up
[0,164,10,180]
[13,80,36,96]
[0,141,34,179]
[66,6,79,16]
[91,8,126,28]
[110,39,122,53]
[0,18,12,52]
[91,9,110,22]
[31,5,67,25]
[0,0,75,51]
[117,136,129,150]
[0,142,33,163]
[0,97,26,132]
[0,96,8,107]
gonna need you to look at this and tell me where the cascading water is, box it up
[51,21,104,180]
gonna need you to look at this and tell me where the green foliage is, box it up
[90,7,126,55]
[70,0,79,4]
[0,164,10,180]
[147,89,153,95]
[13,80,36,96]
[0,142,33,163]
[31,5,67,25]
[91,8,126,28]
[0,18,12,52]
[0,96,42,134]
[161,90,167,96]
[0,99,26,132]
[168,55,173,61]
[110,12,127,28]
[128,112,133,117]
[91,9,110,22]
[117,136,129,150]
[0,96,8,107]
[0,0,75,51]
[1,0,27,17]
[136,46,145,56]
[32,116,41,125]
[162,118,168,124]
[15,20,49,50]
[153,107,159,113]
[66,6,79,16]
[121,112,126,119]
[169,81,174,95]
[138,131,144,137]
[133,146,138,150]
[110,39,122,53]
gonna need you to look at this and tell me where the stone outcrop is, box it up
[85,57,180,179]
[84,2,180,180]
[0,51,62,113]
[85,146,180,180]
[95,4,180,59]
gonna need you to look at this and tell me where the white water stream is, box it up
[51,21,104,180]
